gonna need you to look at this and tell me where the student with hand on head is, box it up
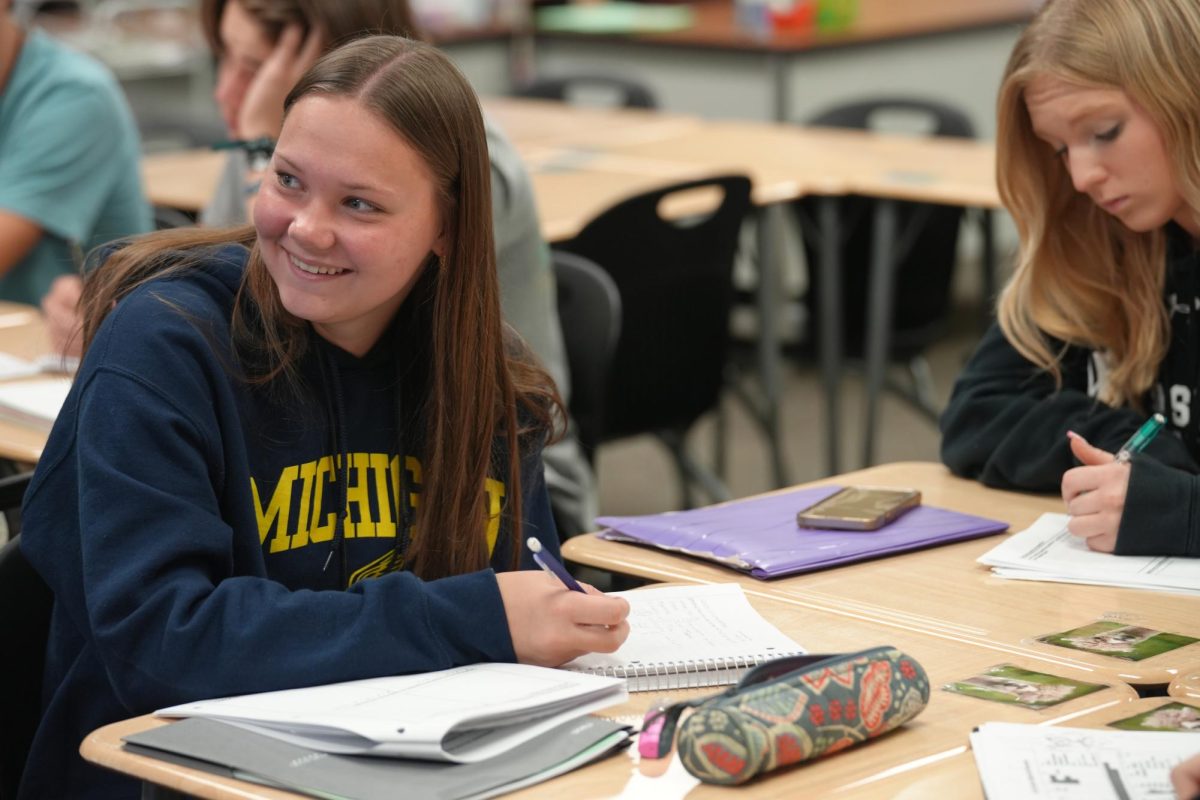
[941,0,1200,558]
[43,0,599,537]
[17,36,630,799]
[0,0,150,307]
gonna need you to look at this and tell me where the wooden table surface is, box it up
[0,302,60,464]
[82,588,1135,799]
[563,462,1200,687]
[141,96,999,225]
[1172,668,1200,701]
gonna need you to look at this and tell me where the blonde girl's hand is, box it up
[236,23,325,141]
[496,571,630,667]
[1172,752,1200,798]
[1060,431,1129,553]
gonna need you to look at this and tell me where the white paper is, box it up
[0,377,73,430]
[971,721,1198,799]
[157,663,626,763]
[978,513,1200,594]
[562,583,805,688]
[0,353,40,380]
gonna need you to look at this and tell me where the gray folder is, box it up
[123,715,632,800]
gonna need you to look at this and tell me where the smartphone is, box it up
[796,486,921,531]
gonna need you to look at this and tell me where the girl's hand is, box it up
[1172,752,1200,798]
[1060,431,1128,553]
[496,571,630,667]
[41,274,84,358]
[236,23,325,141]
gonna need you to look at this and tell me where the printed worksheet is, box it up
[971,722,1197,799]
[978,513,1200,594]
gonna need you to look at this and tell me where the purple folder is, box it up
[596,485,1009,579]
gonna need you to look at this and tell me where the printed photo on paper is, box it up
[1038,621,1199,662]
[941,664,1106,709]
[1108,702,1200,732]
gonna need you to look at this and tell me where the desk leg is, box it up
[862,200,898,469]
[817,197,842,476]
[980,208,996,325]
[756,204,789,488]
[769,53,791,123]
[142,783,190,799]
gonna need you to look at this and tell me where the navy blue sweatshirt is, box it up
[18,245,561,799]
[941,225,1200,557]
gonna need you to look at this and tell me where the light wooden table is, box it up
[1171,668,1200,701]
[0,303,59,464]
[563,462,1200,687]
[82,589,1135,799]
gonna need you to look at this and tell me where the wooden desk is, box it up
[83,590,1134,799]
[563,462,1200,687]
[1171,668,1200,701]
[0,304,57,464]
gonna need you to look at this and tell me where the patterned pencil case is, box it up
[639,646,930,785]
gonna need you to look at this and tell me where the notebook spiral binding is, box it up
[574,652,805,692]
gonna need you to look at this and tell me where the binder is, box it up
[597,485,1009,579]
[124,715,632,800]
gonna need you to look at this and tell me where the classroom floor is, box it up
[592,291,991,518]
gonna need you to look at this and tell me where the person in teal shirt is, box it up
[0,1,151,307]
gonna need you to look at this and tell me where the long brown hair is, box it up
[81,37,560,580]
[200,0,424,55]
[996,0,1200,408]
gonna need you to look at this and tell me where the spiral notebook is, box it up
[561,584,805,691]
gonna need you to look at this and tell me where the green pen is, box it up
[1115,413,1165,463]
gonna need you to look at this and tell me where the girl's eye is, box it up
[275,171,300,190]
[1095,123,1122,143]
[345,197,378,213]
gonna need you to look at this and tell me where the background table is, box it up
[563,462,1200,687]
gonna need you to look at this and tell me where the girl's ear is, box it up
[432,225,447,259]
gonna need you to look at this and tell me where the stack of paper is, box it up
[977,513,1200,596]
[156,663,627,763]
[971,722,1197,800]
[0,377,73,432]
[126,715,632,800]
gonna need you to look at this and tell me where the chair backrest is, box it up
[552,250,622,464]
[558,175,753,441]
[0,474,48,800]
[513,74,658,110]
[800,96,975,356]
[153,205,196,231]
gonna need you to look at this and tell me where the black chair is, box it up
[153,205,197,230]
[795,97,979,424]
[513,74,658,110]
[553,251,622,465]
[0,473,48,800]
[557,175,753,508]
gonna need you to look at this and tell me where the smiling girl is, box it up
[17,36,629,799]
[941,0,1200,557]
